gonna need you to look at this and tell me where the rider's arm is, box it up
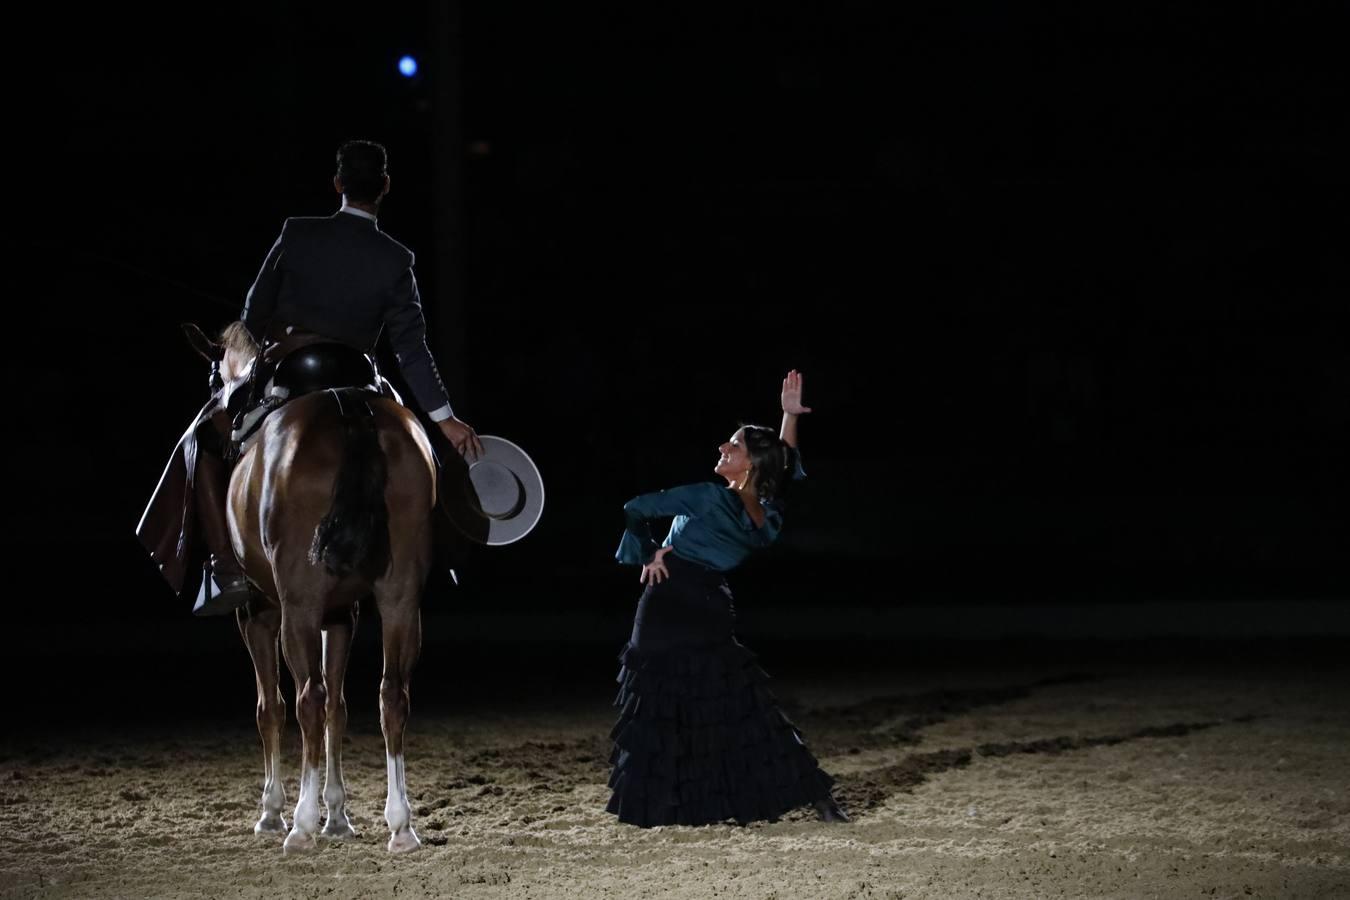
[383,264,455,422]
[242,222,287,343]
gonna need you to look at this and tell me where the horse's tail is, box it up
[309,394,389,578]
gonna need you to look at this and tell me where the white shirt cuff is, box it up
[427,403,455,423]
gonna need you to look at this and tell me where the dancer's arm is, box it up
[778,370,811,486]
[779,369,811,449]
[616,483,716,566]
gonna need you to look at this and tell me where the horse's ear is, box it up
[181,323,224,362]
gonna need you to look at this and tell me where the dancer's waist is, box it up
[666,550,728,584]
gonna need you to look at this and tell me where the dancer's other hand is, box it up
[640,546,674,585]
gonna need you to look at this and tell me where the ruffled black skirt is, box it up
[605,554,833,827]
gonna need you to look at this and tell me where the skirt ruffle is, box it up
[605,640,834,827]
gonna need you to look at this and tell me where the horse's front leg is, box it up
[320,604,359,840]
[237,599,286,835]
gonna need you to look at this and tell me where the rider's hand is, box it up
[640,546,674,585]
[437,417,484,462]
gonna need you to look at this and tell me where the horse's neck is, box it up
[221,357,255,405]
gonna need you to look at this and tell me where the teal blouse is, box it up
[616,455,805,572]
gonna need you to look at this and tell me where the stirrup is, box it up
[192,562,254,616]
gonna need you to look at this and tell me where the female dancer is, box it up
[606,370,848,827]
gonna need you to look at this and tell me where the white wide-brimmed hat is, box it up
[440,435,544,545]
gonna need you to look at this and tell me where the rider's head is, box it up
[334,140,390,206]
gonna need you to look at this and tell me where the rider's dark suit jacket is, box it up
[241,209,453,418]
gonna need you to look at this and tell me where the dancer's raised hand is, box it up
[781,369,812,416]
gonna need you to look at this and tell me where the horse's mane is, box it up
[220,321,258,360]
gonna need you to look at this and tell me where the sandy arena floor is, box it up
[1,658,1347,899]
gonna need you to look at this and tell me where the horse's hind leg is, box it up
[377,584,423,853]
[280,605,327,855]
[237,600,286,835]
[320,604,359,839]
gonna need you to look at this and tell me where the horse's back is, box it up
[259,391,434,499]
[230,393,438,597]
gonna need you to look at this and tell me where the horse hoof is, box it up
[255,814,288,835]
[321,821,359,840]
[282,828,318,855]
[387,828,421,854]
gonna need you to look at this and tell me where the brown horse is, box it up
[194,322,437,854]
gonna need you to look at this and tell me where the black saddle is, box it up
[273,342,377,396]
[227,341,382,456]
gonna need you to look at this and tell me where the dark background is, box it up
[7,1,1347,637]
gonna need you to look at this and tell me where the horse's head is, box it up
[182,322,258,384]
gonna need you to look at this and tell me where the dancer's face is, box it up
[715,429,752,486]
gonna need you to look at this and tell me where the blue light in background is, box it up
[398,56,418,78]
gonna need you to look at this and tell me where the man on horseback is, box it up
[138,139,482,615]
